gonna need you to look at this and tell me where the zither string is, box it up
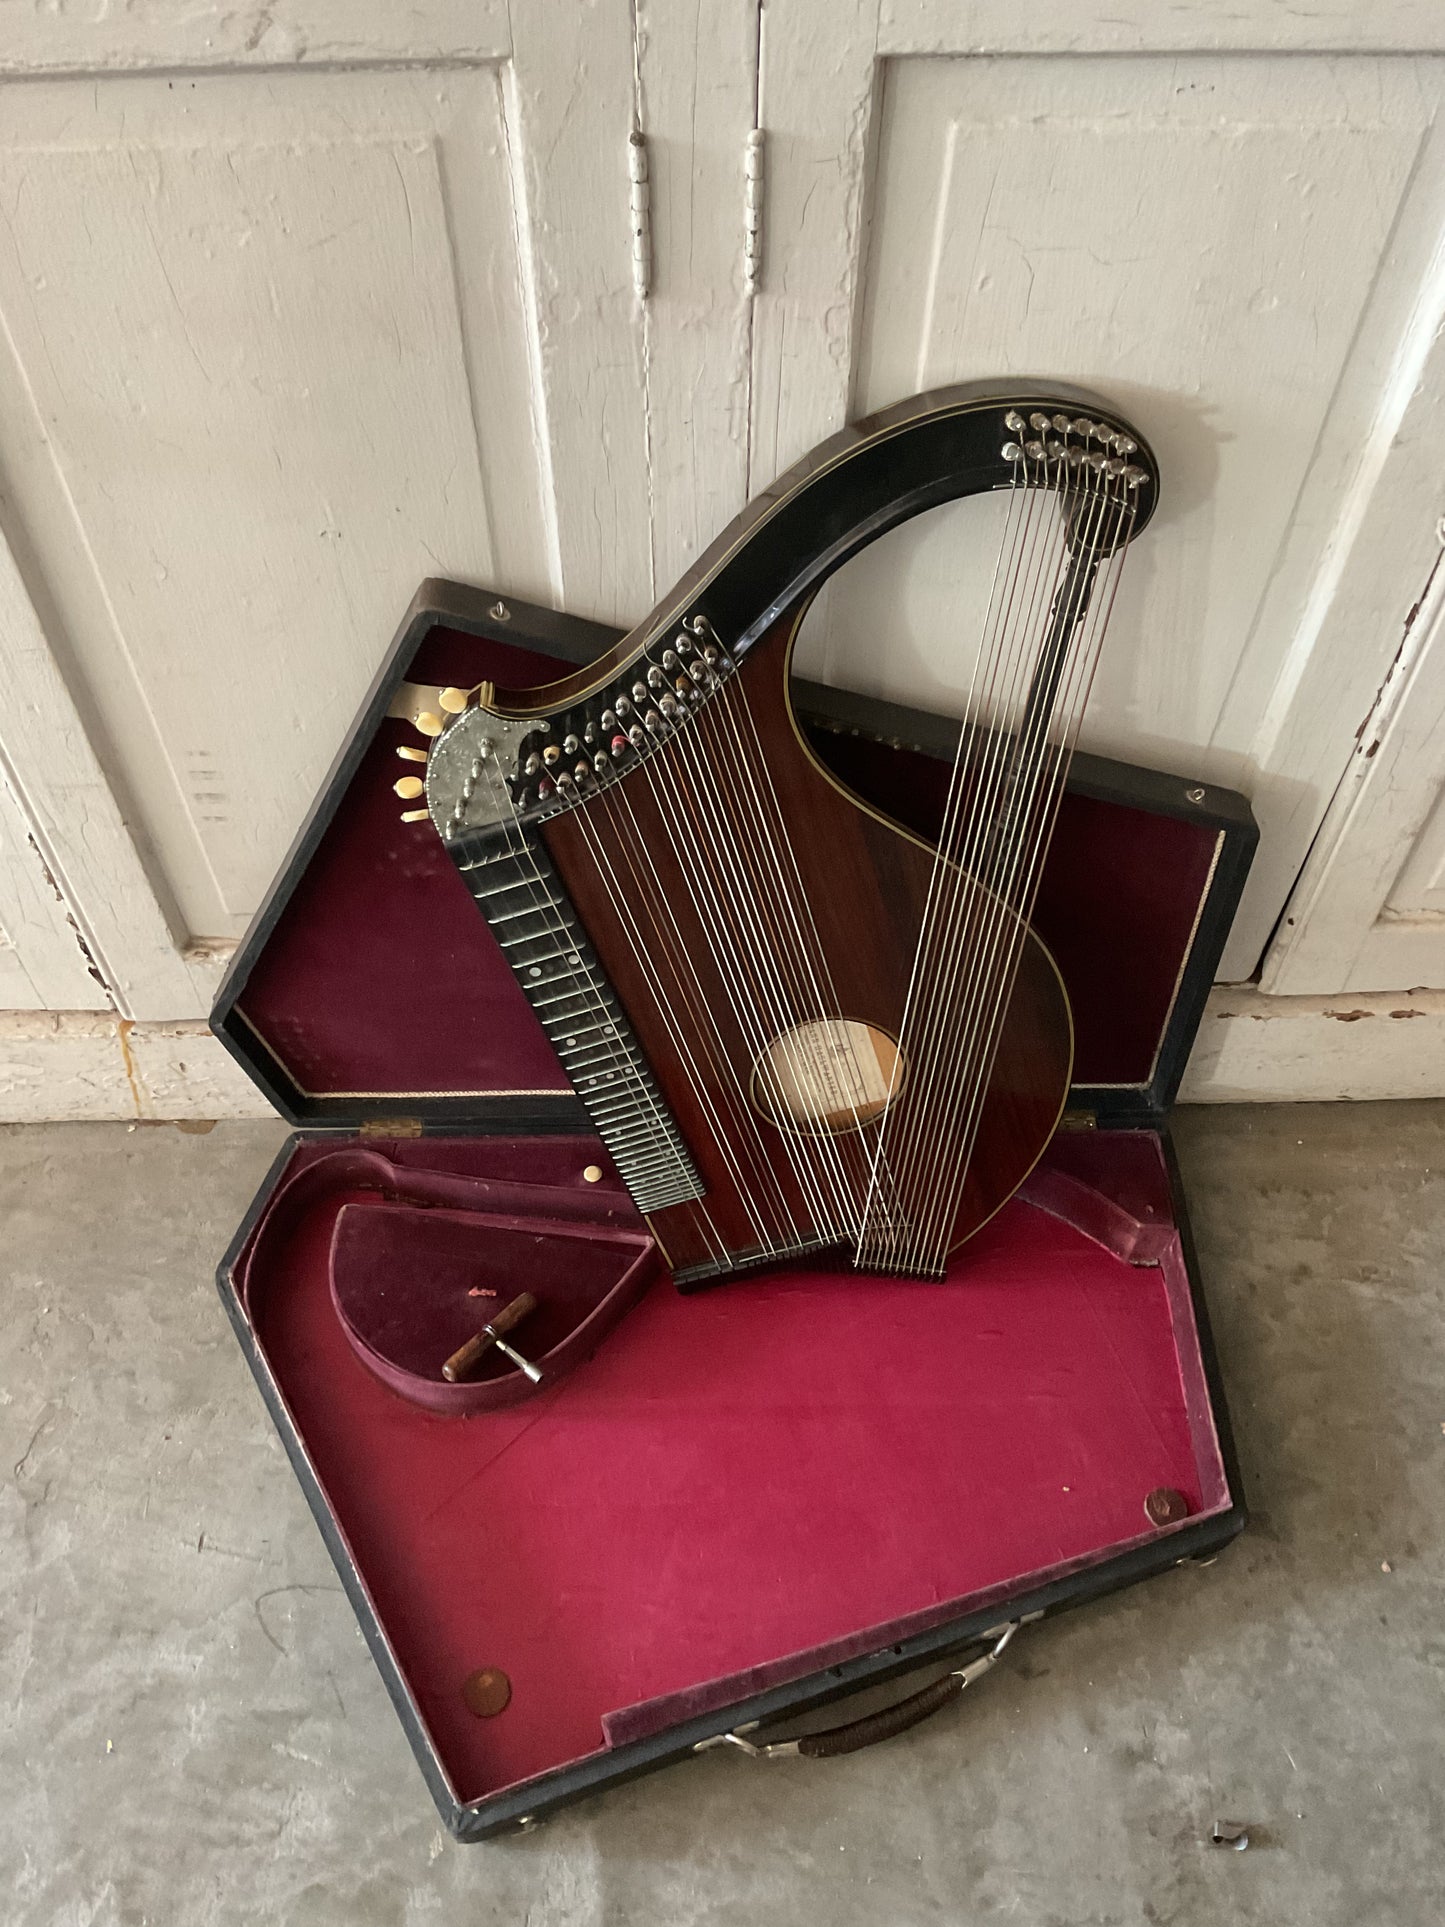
[894,460,1137,1270]
[891,458,1122,1267]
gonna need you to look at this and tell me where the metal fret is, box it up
[446,827,704,1215]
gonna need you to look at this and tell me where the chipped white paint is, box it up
[1180,987,1445,1103]
[1263,534,1445,993]
[0,522,198,1016]
[0,1,511,77]
[762,18,1445,986]
[0,763,110,1012]
[0,1013,272,1121]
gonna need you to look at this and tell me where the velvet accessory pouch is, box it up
[325,1183,660,1415]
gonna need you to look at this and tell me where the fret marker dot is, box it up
[530,966,542,978]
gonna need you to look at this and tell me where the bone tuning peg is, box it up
[439,686,471,714]
[394,775,425,800]
[400,808,430,823]
[396,744,428,763]
[414,711,443,738]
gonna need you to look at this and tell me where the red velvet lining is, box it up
[232,1129,1230,1805]
[234,626,1222,1099]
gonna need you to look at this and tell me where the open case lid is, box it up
[211,579,1256,1132]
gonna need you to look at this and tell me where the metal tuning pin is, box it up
[438,686,471,715]
[542,743,561,766]
[647,665,666,690]
[393,775,425,800]
[631,681,649,704]
[524,752,542,776]
[396,744,428,764]
[659,692,680,720]
[563,734,580,755]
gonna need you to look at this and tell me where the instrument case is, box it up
[212,578,1256,1840]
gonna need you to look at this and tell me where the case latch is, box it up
[358,1118,424,1139]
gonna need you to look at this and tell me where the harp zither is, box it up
[412,384,1158,1286]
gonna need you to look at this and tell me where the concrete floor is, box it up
[1,1106,1442,1926]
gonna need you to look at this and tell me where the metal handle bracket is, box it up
[694,1620,1020,1760]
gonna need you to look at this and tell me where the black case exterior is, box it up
[213,581,1253,1840]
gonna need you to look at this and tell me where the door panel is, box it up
[0,6,658,1007]
[0,72,559,941]
[756,29,1445,981]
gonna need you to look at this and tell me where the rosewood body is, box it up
[541,611,1073,1286]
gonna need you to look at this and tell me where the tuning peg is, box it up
[396,744,428,763]
[415,712,443,738]
[394,776,425,800]
[400,808,430,823]
[439,686,470,714]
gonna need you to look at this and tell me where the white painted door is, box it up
[1263,532,1445,993]
[0,2,760,1020]
[755,4,1445,983]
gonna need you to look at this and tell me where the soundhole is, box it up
[752,1020,904,1136]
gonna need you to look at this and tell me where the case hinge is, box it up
[1058,1108,1097,1131]
[358,1118,424,1139]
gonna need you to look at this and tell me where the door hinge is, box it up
[359,1117,424,1139]
[628,130,651,301]
[743,128,764,296]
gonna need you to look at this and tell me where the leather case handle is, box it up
[795,1672,964,1757]
[699,1621,1019,1761]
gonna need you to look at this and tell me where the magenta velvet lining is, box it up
[233,627,1222,1099]
[232,1130,1230,1805]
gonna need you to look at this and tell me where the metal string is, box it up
[902,462,1121,1266]
[564,785,779,1255]
[861,444,1056,1253]
[651,693,861,1236]
[893,441,1098,1248]
[470,756,710,1224]
[896,457,1137,1271]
